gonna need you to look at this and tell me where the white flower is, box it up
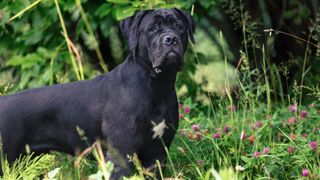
[235,165,245,171]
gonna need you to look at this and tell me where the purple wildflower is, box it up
[309,141,317,151]
[213,132,221,139]
[287,117,297,124]
[288,104,297,113]
[288,146,295,154]
[263,147,270,154]
[191,124,200,132]
[290,133,296,140]
[302,169,309,177]
[184,106,191,113]
[255,120,263,128]
[300,110,308,118]
[240,131,247,141]
[253,151,260,157]
[197,159,204,166]
[194,132,202,140]
[223,126,230,133]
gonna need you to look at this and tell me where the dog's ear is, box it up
[174,8,196,44]
[119,10,150,50]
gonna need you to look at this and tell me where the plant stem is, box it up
[75,0,108,72]
[54,0,82,80]
[9,0,42,22]
[264,29,320,49]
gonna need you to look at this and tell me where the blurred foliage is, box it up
[0,0,319,103]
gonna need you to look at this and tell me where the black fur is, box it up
[0,8,195,179]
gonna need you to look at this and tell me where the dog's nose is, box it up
[163,35,177,46]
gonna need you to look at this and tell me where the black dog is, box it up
[0,8,195,179]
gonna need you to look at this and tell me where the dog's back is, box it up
[0,76,106,162]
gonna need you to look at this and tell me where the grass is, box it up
[0,90,319,179]
[167,98,320,179]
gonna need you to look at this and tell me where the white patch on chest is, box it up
[151,119,168,139]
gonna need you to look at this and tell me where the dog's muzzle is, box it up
[152,34,182,74]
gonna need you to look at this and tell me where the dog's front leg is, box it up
[105,150,133,180]
[102,121,139,180]
[139,143,168,179]
[140,125,177,179]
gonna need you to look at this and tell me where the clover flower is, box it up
[289,133,296,140]
[300,110,308,118]
[224,126,230,133]
[240,131,247,141]
[253,151,260,157]
[191,124,200,132]
[287,117,297,124]
[263,147,270,154]
[309,141,317,151]
[288,146,295,154]
[213,132,221,139]
[255,120,263,128]
[194,132,202,140]
[184,106,191,113]
[248,135,255,143]
[288,104,297,113]
[302,169,309,177]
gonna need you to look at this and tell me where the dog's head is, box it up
[120,8,196,77]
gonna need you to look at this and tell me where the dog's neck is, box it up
[123,52,176,99]
[134,53,158,78]
[131,52,178,84]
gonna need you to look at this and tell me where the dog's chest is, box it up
[151,118,168,139]
[147,101,171,140]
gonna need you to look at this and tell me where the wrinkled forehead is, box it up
[140,9,181,25]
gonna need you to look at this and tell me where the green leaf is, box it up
[107,0,131,4]
[7,54,41,69]
[23,29,44,45]
[95,3,112,18]
[115,6,136,20]
[36,47,53,59]
[241,156,252,164]
[199,0,216,9]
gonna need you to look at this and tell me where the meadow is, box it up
[1,84,319,179]
[0,0,319,179]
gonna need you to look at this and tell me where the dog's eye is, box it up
[148,26,158,32]
[176,24,183,31]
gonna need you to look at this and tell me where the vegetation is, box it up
[0,0,319,179]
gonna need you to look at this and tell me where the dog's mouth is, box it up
[152,51,182,74]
